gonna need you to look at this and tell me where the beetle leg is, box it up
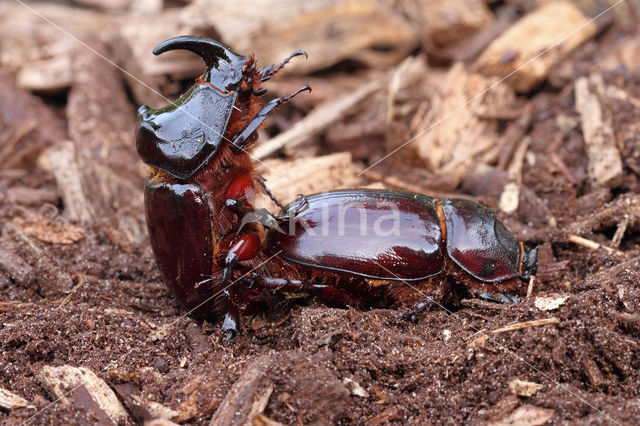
[259,49,307,82]
[230,85,311,153]
[244,276,356,306]
[476,291,519,303]
[217,233,262,268]
[394,298,434,323]
[221,288,240,340]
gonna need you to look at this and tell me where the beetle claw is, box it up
[477,291,519,303]
[394,299,433,323]
[260,49,308,82]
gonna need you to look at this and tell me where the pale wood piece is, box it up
[508,379,543,397]
[39,365,129,424]
[489,405,554,426]
[601,35,640,72]
[116,8,211,82]
[491,318,560,334]
[45,141,94,223]
[396,0,495,46]
[413,63,516,185]
[181,0,416,74]
[70,0,134,11]
[44,38,147,243]
[16,56,72,93]
[0,3,110,74]
[145,420,181,426]
[209,355,275,426]
[567,234,623,256]
[574,74,623,188]
[475,1,597,92]
[252,414,285,426]
[0,387,29,410]
[258,153,364,206]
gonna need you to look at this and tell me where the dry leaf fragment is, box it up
[13,216,84,244]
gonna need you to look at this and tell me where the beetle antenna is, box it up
[260,49,308,82]
[256,176,284,210]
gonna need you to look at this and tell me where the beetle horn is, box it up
[152,35,249,91]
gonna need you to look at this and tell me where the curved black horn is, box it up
[153,35,249,91]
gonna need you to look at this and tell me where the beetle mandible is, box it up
[136,36,538,339]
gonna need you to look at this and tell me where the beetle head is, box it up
[521,245,539,279]
[136,36,250,179]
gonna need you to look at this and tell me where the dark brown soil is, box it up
[2,9,640,426]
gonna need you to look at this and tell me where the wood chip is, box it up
[39,365,128,424]
[113,382,178,422]
[145,419,181,426]
[582,356,605,387]
[469,334,489,348]
[181,0,416,74]
[13,216,84,245]
[475,1,597,92]
[413,63,515,185]
[210,355,275,426]
[252,414,285,426]
[343,378,369,398]
[575,73,623,188]
[489,404,554,426]
[5,186,59,206]
[0,3,110,74]
[399,0,494,46]
[0,247,35,287]
[17,55,72,94]
[534,295,569,311]
[258,153,363,205]
[491,318,560,334]
[508,379,543,397]
[46,141,94,222]
[0,387,29,410]
[0,69,66,169]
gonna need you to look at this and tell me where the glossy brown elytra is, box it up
[136,36,538,339]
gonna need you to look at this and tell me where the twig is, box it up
[550,154,578,185]
[491,317,559,334]
[568,234,624,256]
[527,276,535,298]
[57,274,87,308]
[0,302,34,313]
[460,299,508,310]
[611,215,630,248]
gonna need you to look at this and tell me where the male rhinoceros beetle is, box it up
[136,36,538,339]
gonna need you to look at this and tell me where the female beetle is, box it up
[136,36,538,339]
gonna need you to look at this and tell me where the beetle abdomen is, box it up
[145,181,217,318]
[268,190,445,280]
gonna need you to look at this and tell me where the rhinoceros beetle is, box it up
[136,36,538,339]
